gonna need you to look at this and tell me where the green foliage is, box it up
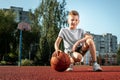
[9,53,16,58]
[21,58,33,66]
[0,9,18,61]
[35,36,50,65]
[0,61,7,65]
[33,0,68,65]
[117,48,120,65]
[0,10,16,33]
[22,31,40,59]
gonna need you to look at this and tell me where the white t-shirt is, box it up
[58,28,86,53]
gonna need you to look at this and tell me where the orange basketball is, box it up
[50,51,71,72]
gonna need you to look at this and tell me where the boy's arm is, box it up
[72,34,93,51]
[54,36,62,52]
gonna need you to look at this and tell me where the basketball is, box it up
[50,51,71,72]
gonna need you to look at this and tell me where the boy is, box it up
[54,10,102,71]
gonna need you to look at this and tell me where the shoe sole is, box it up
[66,69,73,71]
[66,70,73,72]
[94,69,102,72]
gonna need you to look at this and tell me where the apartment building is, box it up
[3,6,31,23]
[93,33,117,53]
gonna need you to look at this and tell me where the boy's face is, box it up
[68,15,79,29]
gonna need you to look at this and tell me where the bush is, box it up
[21,58,33,66]
[0,61,7,65]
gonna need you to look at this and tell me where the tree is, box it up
[117,48,120,65]
[34,0,68,65]
[0,9,18,62]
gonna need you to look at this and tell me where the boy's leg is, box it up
[67,38,102,71]
[85,38,97,62]
[66,55,74,71]
[81,38,102,71]
[66,52,83,71]
[71,52,83,62]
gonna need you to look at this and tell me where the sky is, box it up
[0,0,120,43]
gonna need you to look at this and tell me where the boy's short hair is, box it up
[69,10,79,17]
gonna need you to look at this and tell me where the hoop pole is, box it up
[19,30,22,66]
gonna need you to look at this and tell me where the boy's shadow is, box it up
[66,70,120,72]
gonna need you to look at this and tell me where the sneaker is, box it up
[93,63,102,72]
[66,67,73,71]
[66,64,73,71]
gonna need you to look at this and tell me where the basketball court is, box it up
[0,66,120,80]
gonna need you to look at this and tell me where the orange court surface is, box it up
[0,66,120,80]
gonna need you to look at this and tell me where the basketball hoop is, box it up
[17,22,31,66]
[18,22,31,31]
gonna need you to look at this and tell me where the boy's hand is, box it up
[72,34,93,52]
[55,49,62,53]
[72,41,79,51]
[55,49,62,55]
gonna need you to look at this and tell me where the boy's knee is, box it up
[86,38,94,45]
[72,52,83,62]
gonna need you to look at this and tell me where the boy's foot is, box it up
[66,67,73,71]
[93,63,102,72]
[66,64,73,71]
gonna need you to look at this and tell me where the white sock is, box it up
[93,61,97,65]
[69,63,73,68]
